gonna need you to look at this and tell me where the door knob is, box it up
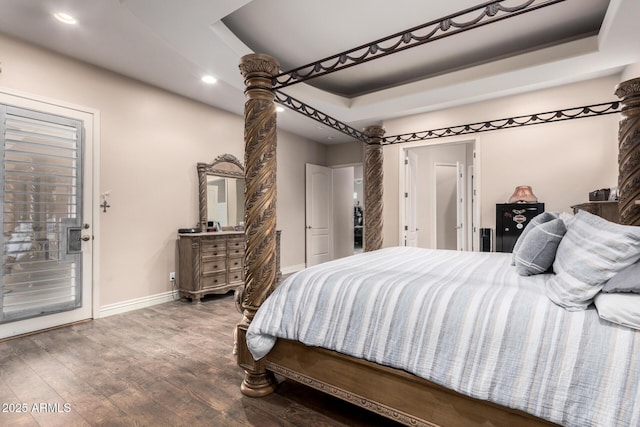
[80,235,92,241]
[306,226,312,230]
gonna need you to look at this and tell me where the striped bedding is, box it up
[247,247,640,427]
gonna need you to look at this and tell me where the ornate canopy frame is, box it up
[235,1,640,425]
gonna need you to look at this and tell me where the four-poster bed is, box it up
[234,3,640,425]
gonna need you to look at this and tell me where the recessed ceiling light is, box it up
[276,106,285,113]
[54,12,77,25]
[201,75,217,84]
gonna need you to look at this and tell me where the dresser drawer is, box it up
[228,256,244,272]
[200,238,226,255]
[201,272,227,290]
[228,269,244,284]
[228,238,245,251]
[201,256,226,274]
[228,246,244,258]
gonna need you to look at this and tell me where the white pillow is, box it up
[546,210,640,311]
[594,292,640,331]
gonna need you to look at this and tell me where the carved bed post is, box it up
[363,126,386,251]
[236,53,279,397]
[615,77,640,226]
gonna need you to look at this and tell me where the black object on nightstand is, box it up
[495,203,545,253]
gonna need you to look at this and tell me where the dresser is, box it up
[177,231,245,303]
[571,201,620,223]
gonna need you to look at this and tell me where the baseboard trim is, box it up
[98,266,306,318]
[282,264,306,275]
[98,290,180,318]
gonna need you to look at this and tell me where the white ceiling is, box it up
[0,0,638,144]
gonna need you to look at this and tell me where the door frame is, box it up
[404,150,418,247]
[0,87,100,334]
[399,138,480,251]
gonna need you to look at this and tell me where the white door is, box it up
[404,150,418,247]
[0,102,93,339]
[305,164,333,266]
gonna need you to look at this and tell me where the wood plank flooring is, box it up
[0,294,403,426]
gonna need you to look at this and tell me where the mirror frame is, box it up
[197,154,244,232]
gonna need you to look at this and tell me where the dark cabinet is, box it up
[495,203,545,253]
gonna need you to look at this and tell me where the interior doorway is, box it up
[402,141,476,251]
[329,163,364,259]
[352,165,364,254]
[305,163,363,267]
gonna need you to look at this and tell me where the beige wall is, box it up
[383,76,621,247]
[622,63,640,81]
[326,140,364,166]
[0,33,325,307]
[277,131,327,269]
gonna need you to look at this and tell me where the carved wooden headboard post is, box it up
[236,53,279,397]
[615,77,640,226]
[363,126,386,251]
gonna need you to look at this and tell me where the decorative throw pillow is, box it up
[546,210,640,311]
[601,261,640,293]
[511,211,560,265]
[514,218,566,276]
[594,292,640,331]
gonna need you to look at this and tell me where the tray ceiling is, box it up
[0,0,637,143]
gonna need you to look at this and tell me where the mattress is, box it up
[247,247,640,427]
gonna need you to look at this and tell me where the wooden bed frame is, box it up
[234,31,640,427]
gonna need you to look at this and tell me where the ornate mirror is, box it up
[197,154,245,232]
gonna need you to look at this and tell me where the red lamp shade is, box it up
[508,186,538,203]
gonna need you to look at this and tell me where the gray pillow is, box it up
[546,210,640,311]
[514,218,566,276]
[601,261,640,293]
[511,211,560,265]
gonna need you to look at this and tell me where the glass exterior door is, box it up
[1,106,84,324]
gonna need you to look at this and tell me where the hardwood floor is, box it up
[0,294,403,426]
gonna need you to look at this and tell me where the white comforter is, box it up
[247,247,640,427]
